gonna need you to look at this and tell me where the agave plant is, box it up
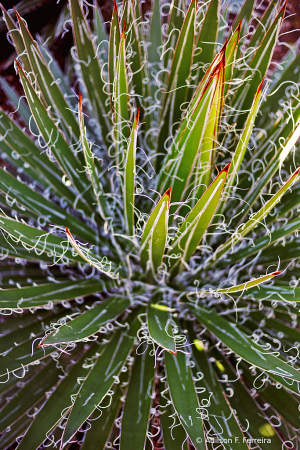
[1,0,300,448]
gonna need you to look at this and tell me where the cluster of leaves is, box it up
[1,0,300,449]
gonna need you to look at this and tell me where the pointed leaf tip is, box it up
[257,78,264,93]
[165,187,172,205]
[136,106,140,121]
[222,163,231,173]
[14,57,22,70]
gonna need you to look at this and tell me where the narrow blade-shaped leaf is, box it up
[231,0,255,35]
[156,0,196,170]
[217,80,263,216]
[0,215,81,265]
[163,0,186,72]
[0,278,109,310]
[41,296,131,345]
[190,305,300,382]
[234,4,285,129]
[70,0,110,143]
[164,351,204,450]
[0,106,81,210]
[16,347,97,450]
[238,118,300,224]
[114,24,129,167]
[224,216,300,265]
[65,227,120,279]
[204,270,282,295]
[211,167,300,263]
[121,0,149,115]
[160,61,224,205]
[0,166,96,244]
[193,56,225,201]
[16,10,81,145]
[0,360,61,433]
[169,164,229,274]
[120,351,154,450]
[1,5,31,72]
[160,399,188,450]
[148,0,162,69]
[124,110,139,235]
[17,63,95,213]
[109,1,121,96]
[147,295,176,354]
[193,0,220,85]
[214,357,283,449]
[94,4,108,63]
[79,93,108,221]
[191,339,249,449]
[62,320,140,446]
[140,188,171,275]
[224,21,241,96]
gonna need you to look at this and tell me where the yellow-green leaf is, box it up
[169,164,229,274]
[211,167,300,264]
[124,109,139,236]
[140,188,171,276]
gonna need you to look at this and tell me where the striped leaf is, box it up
[120,351,154,450]
[140,188,171,276]
[164,351,204,450]
[156,0,196,170]
[190,305,300,382]
[169,164,229,274]
[41,296,131,345]
[114,23,130,167]
[147,295,176,354]
[62,318,141,446]
[124,109,139,236]
[211,167,300,264]
[70,0,111,144]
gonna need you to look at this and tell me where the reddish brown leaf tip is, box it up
[136,107,140,122]
[165,187,172,198]
[293,167,300,177]
[279,0,287,15]
[78,92,83,113]
[122,21,126,34]
[14,57,22,70]
[256,78,265,96]
[272,271,282,276]
[0,4,6,13]
[13,6,20,18]
[222,162,231,173]
[65,227,72,238]
[219,39,228,55]
[165,187,172,208]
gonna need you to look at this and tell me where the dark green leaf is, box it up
[41,295,131,345]
[165,351,204,450]
[120,351,154,450]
